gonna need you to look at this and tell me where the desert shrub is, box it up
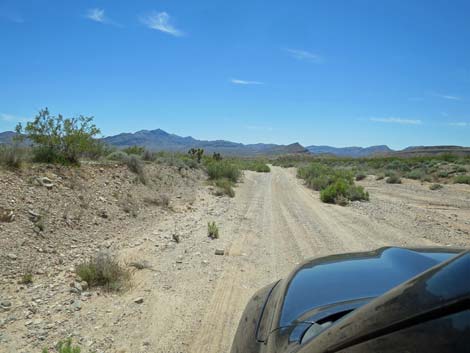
[154,153,199,170]
[376,174,385,180]
[142,149,156,161]
[235,160,271,173]
[0,145,26,169]
[355,173,367,181]
[406,169,425,180]
[15,108,101,165]
[107,150,128,161]
[429,183,443,190]
[119,195,139,217]
[385,160,410,172]
[456,166,467,173]
[299,162,367,204]
[183,157,199,169]
[454,175,470,185]
[123,145,145,155]
[320,179,369,205]
[346,185,370,201]
[386,175,402,184]
[208,221,219,239]
[214,178,235,197]
[20,271,33,285]
[81,140,112,160]
[144,194,170,207]
[126,155,147,184]
[188,148,204,163]
[307,175,332,191]
[42,338,81,353]
[212,152,223,161]
[320,179,350,204]
[76,252,130,291]
[437,170,449,178]
[206,160,241,182]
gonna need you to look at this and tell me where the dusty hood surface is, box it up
[280,247,460,328]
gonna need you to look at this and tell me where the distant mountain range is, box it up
[102,129,307,156]
[306,145,393,158]
[2,129,469,157]
[0,131,19,145]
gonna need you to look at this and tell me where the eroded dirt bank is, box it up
[1,166,469,353]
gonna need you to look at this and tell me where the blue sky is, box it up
[1,0,469,149]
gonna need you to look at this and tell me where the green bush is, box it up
[215,178,235,197]
[437,170,449,178]
[406,169,425,180]
[76,252,130,291]
[307,175,332,191]
[208,221,219,239]
[236,160,270,172]
[320,179,350,204]
[346,185,369,201]
[188,148,204,163]
[206,160,241,182]
[107,150,129,161]
[42,339,81,353]
[123,146,145,155]
[15,108,101,165]
[454,175,470,185]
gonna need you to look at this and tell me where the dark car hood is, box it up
[279,247,460,329]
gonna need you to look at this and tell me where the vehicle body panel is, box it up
[231,246,464,353]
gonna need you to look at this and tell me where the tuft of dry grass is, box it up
[144,193,170,208]
[76,252,130,291]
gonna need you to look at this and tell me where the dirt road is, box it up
[2,166,468,353]
[188,166,452,353]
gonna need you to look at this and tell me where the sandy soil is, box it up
[1,166,469,353]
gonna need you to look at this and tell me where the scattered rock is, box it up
[134,297,144,304]
[7,253,17,260]
[71,300,81,311]
[98,210,109,219]
[172,234,180,243]
[73,282,83,292]
[0,301,12,309]
[38,177,54,189]
[0,208,15,223]
[81,281,89,291]
[214,249,225,256]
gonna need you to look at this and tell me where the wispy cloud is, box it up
[284,48,323,63]
[1,113,27,123]
[433,93,462,101]
[370,117,422,125]
[449,122,469,127]
[140,12,184,36]
[86,8,106,23]
[230,79,264,85]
